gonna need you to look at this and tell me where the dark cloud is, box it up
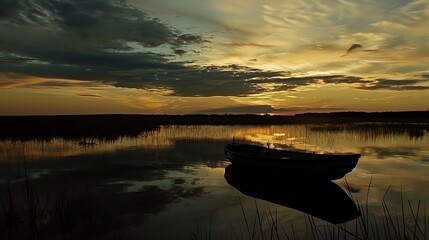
[0,1,202,55]
[0,0,22,19]
[2,0,198,48]
[0,0,291,97]
[274,106,349,113]
[422,73,429,79]
[357,79,429,90]
[78,93,102,98]
[108,64,291,97]
[341,43,379,57]
[342,44,362,56]
[0,0,200,58]
[175,33,204,45]
[196,105,275,114]
[173,49,187,56]
[0,0,198,85]
[245,75,367,93]
[195,105,348,114]
[0,1,426,98]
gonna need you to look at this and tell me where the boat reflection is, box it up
[224,164,360,224]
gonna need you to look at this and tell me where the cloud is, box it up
[341,43,380,57]
[422,73,429,79]
[0,0,290,97]
[7,0,203,48]
[1,0,428,100]
[0,0,202,64]
[173,49,187,56]
[195,105,275,114]
[245,75,367,92]
[195,104,348,114]
[342,44,362,56]
[357,79,429,90]
[77,93,102,98]
[0,0,22,19]
[110,64,291,97]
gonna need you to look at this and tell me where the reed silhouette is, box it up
[1,110,428,141]
[310,123,429,140]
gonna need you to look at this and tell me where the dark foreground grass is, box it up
[0,174,118,240]
[193,178,428,240]
[1,175,427,240]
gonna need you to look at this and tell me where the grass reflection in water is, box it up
[0,123,428,239]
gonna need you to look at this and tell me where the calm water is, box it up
[1,124,429,239]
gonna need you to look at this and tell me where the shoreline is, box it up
[1,111,428,141]
[1,111,429,125]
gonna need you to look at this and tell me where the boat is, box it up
[224,165,360,224]
[224,142,361,180]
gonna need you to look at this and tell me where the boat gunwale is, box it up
[225,143,361,159]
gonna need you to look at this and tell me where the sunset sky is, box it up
[1,0,429,115]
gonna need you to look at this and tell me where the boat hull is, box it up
[224,143,360,180]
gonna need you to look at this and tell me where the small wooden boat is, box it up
[224,143,361,180]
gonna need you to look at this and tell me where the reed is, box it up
[310,123,429,140]
[193,179,429,240]
[1,112,428,141]
[1,174,427,239]
[0,173,46,240]
[0,182,19,240]
[0,172,101,240]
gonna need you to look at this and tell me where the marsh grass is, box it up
[343,177,428,240]
[1,174,428,239]
[0,172,103,240]
[309,123,429,140]
[194,178,428,240]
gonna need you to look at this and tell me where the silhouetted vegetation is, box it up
[0,172,205,240]
[0,115,159,141]
[310,123,429,140]
[194,179,428,240]
[3,171,427,240]
[1,111,428,141]
[294,111,429,123]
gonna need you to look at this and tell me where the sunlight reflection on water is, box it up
[0,124,428,239]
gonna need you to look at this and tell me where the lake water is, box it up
[1,124,429,239]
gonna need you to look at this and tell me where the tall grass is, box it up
[194,179,428,240]
[309,123,429,140]
[1,174,427,239]
[343,178,428,240]
[0,172,101,240]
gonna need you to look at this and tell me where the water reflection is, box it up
[0,123,428,239]
[2,123,428,162]
[224,165,360,224]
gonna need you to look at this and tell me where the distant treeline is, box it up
[295,111,429,121]
[0,115,160,141]
[0,111,428,141]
